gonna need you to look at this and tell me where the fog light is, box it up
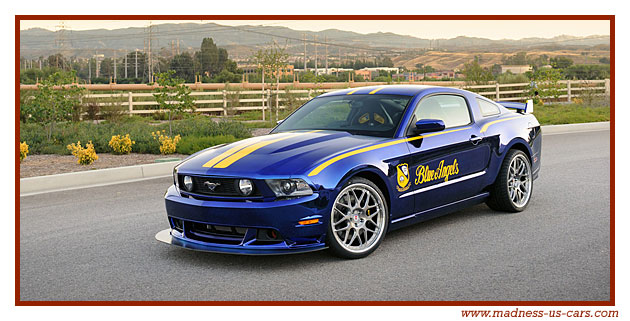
[238,179,253,196]
[183,176,193,191]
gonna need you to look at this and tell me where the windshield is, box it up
[272,94,413,137]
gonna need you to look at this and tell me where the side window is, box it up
[414,95,471,128]
[477,98,501,117]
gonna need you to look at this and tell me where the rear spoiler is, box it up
[497,100,534,114]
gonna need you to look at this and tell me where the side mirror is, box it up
[413,119,445,134]
[276,119,284,125]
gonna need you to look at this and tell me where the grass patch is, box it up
[533,103,610,125]
[241,121,277,129]
[232,110,264,121]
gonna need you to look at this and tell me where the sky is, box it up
[19,20,610,40]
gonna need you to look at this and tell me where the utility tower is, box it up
[135,49,139,79]
[145,22,156,82]
[314,35,318,76]
[54,21,71,68]
[325,36,328,75]
[303,33,307,72]
[113,51,117,82]
[124,52,128,78]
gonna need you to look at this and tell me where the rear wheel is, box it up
[327,177,388,259]
[486,150,533,212]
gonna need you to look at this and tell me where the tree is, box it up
[415,63,435,79]
[502,52,528,65]
[100,58,114,79]
[153,70,195,137]
[251,42,289,122]
[212,69,241,83]
[23,71,84,141]
[564,64,610,80]
[379,57,394,67]
[170,52,195,82]
[462,60,493,86]
[490,63,503,77]
[550,57,573,69]
[47,53,68,69]
[528,68,563,104]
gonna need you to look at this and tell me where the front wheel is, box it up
[486,150,533,212]
[327,177,388,259]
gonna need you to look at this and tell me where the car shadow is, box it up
[156,203,504,269]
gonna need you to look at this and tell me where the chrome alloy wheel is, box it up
[331,183,386,254]
[507,154,532,208]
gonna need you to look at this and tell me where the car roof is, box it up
[318,84,467,98]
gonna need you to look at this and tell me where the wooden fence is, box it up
[76,79,610,120]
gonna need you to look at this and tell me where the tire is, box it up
[327,177,389,259]
[486,149,534,212]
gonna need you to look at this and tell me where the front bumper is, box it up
[156,185,332,255]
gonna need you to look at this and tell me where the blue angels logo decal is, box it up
[396,163,411,192]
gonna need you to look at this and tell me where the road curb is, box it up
[20,161,178,196]
[20,122,610,196]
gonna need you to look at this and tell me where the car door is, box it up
[401,93,491,214]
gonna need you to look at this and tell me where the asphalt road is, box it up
[19,130,611,301]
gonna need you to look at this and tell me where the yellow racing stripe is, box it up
[307,127,471,176]
[214,130,321,169]
[369,87,385,94]
[202,140,256,168]
[346,88,361,95]
[480,116,521,133]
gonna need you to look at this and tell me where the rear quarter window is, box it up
[476,98,501,117]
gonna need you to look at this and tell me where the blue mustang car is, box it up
[156,85,542,259]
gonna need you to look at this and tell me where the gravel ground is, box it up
[19,153,189,178]
[251,128,272,136]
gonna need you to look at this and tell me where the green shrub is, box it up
[20,115,251,155]
[177,135,239,155]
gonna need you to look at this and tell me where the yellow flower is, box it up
[67,140,98,165]
[20,141,29,161]
[108,134,135,155]
[152,132,181,155]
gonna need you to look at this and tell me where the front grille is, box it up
[188,222,247,245]
[169,218,284,246]
[178,175,260,197]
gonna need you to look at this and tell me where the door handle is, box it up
[469,135,483,145]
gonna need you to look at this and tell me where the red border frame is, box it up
[15,15,615,306]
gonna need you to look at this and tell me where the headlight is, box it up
[173,167,178,187]
[238,179,254,196]
[266,179,313,197]
[183,176,193,191]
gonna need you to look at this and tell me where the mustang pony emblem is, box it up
[396,163,411,192]
[203,181,221,191]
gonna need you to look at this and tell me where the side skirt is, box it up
[388,192,490,231]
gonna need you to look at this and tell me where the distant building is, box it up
[393,70,457,81]
[392,72,423,82]
[360,67,400,73]
[354,69,373,81]
[424,71,457,79]
[501,65,532,74]
[239,64,294,77]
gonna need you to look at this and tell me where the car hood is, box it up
[176,130,386,178]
